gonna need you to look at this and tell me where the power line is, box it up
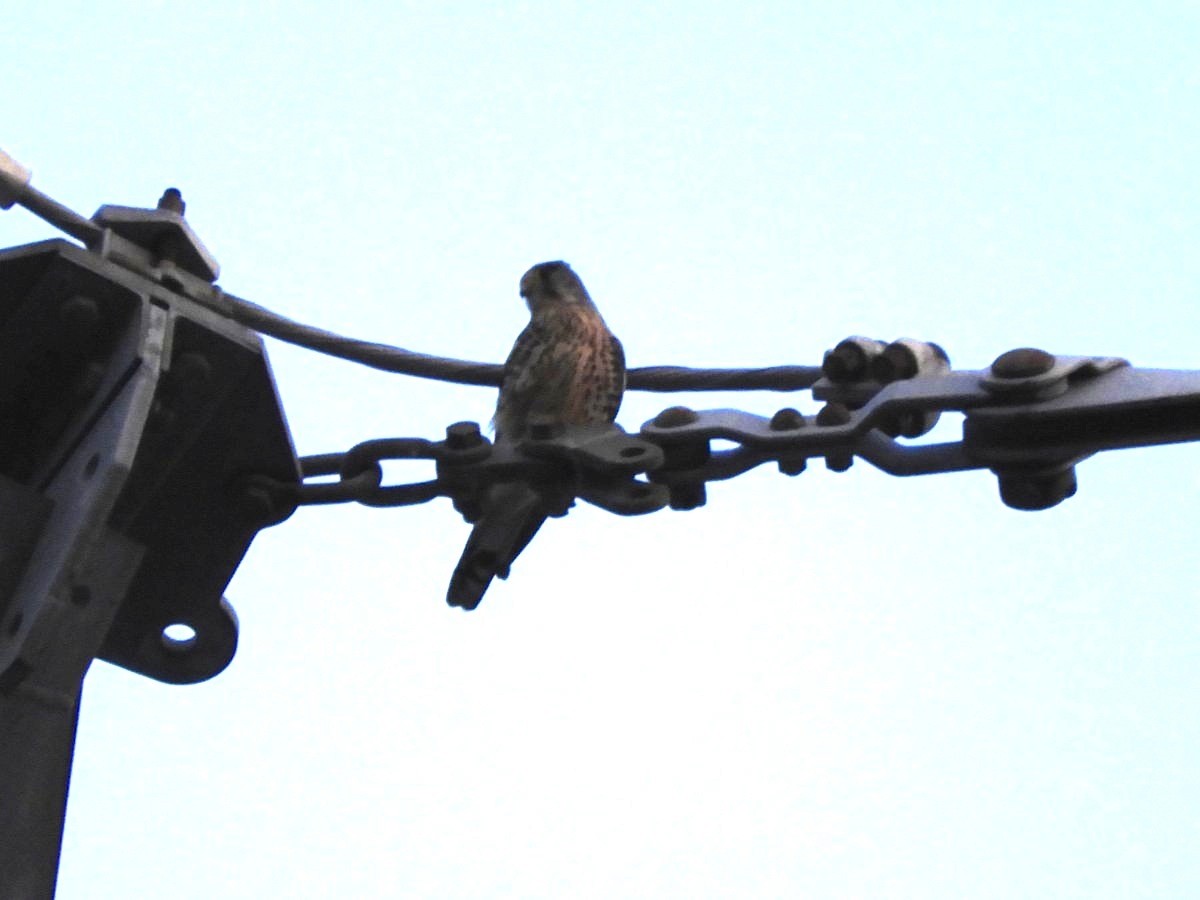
[225,292,823,391]
[1,152,822,394]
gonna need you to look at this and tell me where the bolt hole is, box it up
[619,446,646,458]
[83,454,100,479]
[161,622,197,653]
[69,585,91,607]
[6,612,22,637]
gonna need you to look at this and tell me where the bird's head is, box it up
[519,261,594,314]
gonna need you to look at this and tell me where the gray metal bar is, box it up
[0,306,164,899]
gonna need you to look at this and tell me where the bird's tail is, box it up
[447,482,549,610]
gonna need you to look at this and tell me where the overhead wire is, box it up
[225,292,822,391]
[2,156,824,393]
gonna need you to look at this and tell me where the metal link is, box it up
[289,439,444,508]
[14,151,1192,514]
[634,348,1200,511]
[240,343,1200,518]
[338,438,444,508]
[245,423,666,517]
[297,454,384,505]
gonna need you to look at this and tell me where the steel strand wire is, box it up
[1,155,824,393]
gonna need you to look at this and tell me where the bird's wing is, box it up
[599,333,626,422]
[494,320,585,438]
[493,321,544,438]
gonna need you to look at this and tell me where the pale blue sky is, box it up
[4,3,1199,897]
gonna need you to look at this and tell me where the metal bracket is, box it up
[0,235,298,898]
[637,351,1200,511]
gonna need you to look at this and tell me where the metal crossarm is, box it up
[0,236,296,898]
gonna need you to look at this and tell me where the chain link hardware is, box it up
[238,342,1200,518]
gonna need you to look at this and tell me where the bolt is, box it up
[822,337,887,382]
[669,482,707,510]
[825,453,853,472]
[777,453,807,476]
[171,352,212,394]
[230,474,296,526]
[823,348,857,382]
[239,485,277,522]
[59,295,100,344]
[992,347,1055,379]
[160,269,185,292]
[898,412,934,439]
[445,421,484,450]
[880,410,939,440]
[769,407,805,431]
[158,187,186,215]
[815,402,851,427]
[872,342,918,383]
[653,406,699,428]
[998,467,1078,511]
[873,339,951,383]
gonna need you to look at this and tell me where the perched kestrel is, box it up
[447,261,626,610]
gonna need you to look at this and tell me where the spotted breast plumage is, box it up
[447,261,625,610]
